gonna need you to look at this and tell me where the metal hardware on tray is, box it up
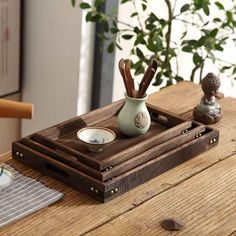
[110,187,119,195]
[181,129,188,134]
[16,151,23,157]
[105,166,113,171]
[195,133,202,138]
[209,138,217,144]
[90,186,99,195]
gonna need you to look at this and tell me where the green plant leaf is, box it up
[169,48,177,57]
[215,2,224,10]
[226,11,233,21]
[175,76,184,82]
[221,65,232,71]
[121,0,130,3]
[188,40,198,47]
[202,4,210,16]
[209,28,218,37]
[115,43,123,50]
[71,0,76,7]
[142,4,147,11]
[134,27,141,34]
[136,47,144,58]
[107,42,114,53]
[153,72,163,86]
[181,30,187,40]
[213,18,221,23]
[134,33,146,46]
[148,13,159,24]
[215,44,224,51]
[197,36,207,47]
[80,2,91,9]
[133,61,144,75]
[102,21,109,32]
[182,45,192,52]
[94,0,105,7]
[131,12,138,17]
[85,12,93,21]
[180,4,190,13]
[233,66,236,74]
[193,52,203,65]
[122,34,134,40]
[110,27,119,34]
[147,33,163,52]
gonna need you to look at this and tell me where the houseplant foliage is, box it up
[73,0,236,88]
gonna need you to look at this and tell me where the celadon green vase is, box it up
[118,93,151,137]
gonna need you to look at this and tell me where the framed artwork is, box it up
[0,0,20,97]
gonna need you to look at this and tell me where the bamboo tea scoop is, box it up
[119,58,133,97]
[0,99,33,119]
[124,59,135,97]
[137,59,158,98]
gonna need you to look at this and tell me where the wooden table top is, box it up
[0,81,236,236]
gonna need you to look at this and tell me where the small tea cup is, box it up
[77,127,116,152]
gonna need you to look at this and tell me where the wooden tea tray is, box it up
[12,100,219,202]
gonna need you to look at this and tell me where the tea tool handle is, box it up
[0,99,34,119]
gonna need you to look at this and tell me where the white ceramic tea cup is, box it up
[77,127,116,152]
[0,167,14,190]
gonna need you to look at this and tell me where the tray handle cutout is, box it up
[46,163,68,178]
[150,111,169,125]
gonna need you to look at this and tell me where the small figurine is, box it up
[193,72,222,124]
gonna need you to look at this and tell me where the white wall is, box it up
[77,0,94,115]
[0,93,21,154]
[21,0,86,136]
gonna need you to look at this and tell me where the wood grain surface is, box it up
[86,153,236,236]
[0,81,235,236]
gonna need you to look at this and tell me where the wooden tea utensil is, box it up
[124,59,136,97]
[137,59,158,98]
[118,58,133,97]
[0,99,33,119]
[118,58,126,82]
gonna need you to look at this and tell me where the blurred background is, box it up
[0,0,235,153]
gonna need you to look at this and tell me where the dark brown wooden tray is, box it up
[24,101,195,170]
[12,100,219,202]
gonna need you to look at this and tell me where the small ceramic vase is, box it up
[118,93,151,137]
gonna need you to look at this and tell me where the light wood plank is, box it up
[0,152,11,162]
[0,82,234,236]
[147,81,202,115]
[86,154,236,236]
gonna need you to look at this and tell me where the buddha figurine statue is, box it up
[193,72,222,124]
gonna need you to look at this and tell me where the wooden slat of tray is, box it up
[101,125,206,181]
[96,121,192,170]
[33,120,192,171]
[37,100,124,140]
[36,117,167,163]
[12,128,219,202]
[21,137,102,180]
[12,142,106,192]
[32,104,190,170]
[103,128,219,198]
[21,123,204,181]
